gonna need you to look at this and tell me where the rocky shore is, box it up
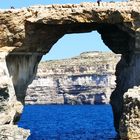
[25,51,121,105]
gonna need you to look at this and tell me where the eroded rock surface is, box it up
[0,1,140,139]
[0,1,139,54]
[119,86,140,140]
[0,125,30,140]
[26,52,120,105]
[0,52,30,139]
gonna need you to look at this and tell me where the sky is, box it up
[42,32,110,60]
[0,0,121,61]
[0,0,121,8]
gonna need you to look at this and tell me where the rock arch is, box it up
[0,1,140,139]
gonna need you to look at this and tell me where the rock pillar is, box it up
[110,53,140,138]
[0,52,30,139]
[0,52,19,125]
[0,52,42,139]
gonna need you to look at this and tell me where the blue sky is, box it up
[0,0,120,8]
[1,0,118,61]
[42,32,110,60]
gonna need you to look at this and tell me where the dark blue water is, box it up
[18,105,118,140]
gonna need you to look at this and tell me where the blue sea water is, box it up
[18,105,118,140]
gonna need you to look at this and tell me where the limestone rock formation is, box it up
[0,125,30,140]
[0,0,140,139]
[0,52,30,139]
[119,86,140,140]
[25,52,121,105]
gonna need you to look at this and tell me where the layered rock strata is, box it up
[0,1,140,139]
[26,52,121,105]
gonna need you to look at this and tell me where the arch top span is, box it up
[0,2,140,54]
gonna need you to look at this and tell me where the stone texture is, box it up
[0,1,140,139]
[0,1,139,54]
[0,52,30,139]
[0,52,22,124]
[6,54,42,103]
[26,52,120,105]
[110,53,140,134]
[0,125,30,140]
[119,86,140,140]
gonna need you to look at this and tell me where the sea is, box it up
[18,105,119,140]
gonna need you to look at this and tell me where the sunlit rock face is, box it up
[0,1,139,54]
[0,125,30,140]
[0,1,140,139]
[25,52,120,105]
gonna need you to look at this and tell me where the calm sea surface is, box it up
[18,105,118,140]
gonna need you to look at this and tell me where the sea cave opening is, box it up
[25,31,120,105]
[18,31,121,139]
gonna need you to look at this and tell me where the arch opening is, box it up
[25,31,119,106]
[22,30,120,139]
[41,31,110,61]
[5,21,137,138]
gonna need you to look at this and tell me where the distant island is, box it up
[26,51,121,105]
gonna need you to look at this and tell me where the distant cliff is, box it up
[25,51,121,104]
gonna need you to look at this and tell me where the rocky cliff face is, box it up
[0,1,140,139]
[25,52,121,105]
